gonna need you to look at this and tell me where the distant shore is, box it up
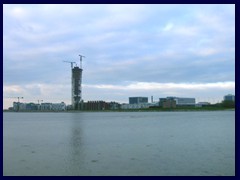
[3,107,235,113]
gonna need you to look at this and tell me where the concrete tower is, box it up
[64,55,85,110]
[72,66,82,109]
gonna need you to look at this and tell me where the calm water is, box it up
[3,111,235,176]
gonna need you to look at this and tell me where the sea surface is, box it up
[3,111,235,176]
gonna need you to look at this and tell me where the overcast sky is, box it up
[3,4,235,109]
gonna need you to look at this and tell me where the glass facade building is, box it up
[129,97,148,104]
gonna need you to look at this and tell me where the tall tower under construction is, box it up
[72,66,82,109]
[64,55,85,110]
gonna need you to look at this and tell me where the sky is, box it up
[3,4,235,109]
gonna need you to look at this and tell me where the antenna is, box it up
[79,54,85,69]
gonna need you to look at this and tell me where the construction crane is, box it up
[37,100,43,104]
[79,54,85,69]
[12,97,24,103]
[63,61,76,69]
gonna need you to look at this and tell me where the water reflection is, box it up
[68,113,85,175]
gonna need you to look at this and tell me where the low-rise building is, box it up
[224,94,235,101]
[13,102,26,111]
[159,98,176,108]
[165,97,195,106]
[40,103,52,111]
[109,102,121,110]
[25,103,38,111]
[11,101,67,111]
[195,102,210,107]
[83,101,110,110]
[129,97,148,104]
[121,102,157,109]
[52,102,66,111]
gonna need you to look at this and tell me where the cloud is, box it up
[3,85,25,95]
[84,81,235,91]
[163,23,174,31]
[7,6,28,19]
[4,83,70,100]
[3,4,235,109]
[82,81,235,104]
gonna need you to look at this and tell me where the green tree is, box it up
[221,100,235,108]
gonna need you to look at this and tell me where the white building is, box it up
[40,102,66,111]
[40,103,52,111]
[121,102,158,109]
[13,102,26,111]
[52,102,66,111]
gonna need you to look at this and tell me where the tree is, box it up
[221,100,235,108]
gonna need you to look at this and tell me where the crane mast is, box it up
[79,54,85,69]
[63,61,76,69]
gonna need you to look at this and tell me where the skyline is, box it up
[3,4,235,109]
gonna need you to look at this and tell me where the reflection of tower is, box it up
[72,67,82,109]
[68,113,84,175]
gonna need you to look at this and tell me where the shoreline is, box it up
[3,108,235,113]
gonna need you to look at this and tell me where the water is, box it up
[3,111,235,176]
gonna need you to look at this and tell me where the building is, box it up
[13,102,39,111]
[72,66,83,110]
[41,103,52,111]
[195,102,211,107]
[66,105,73,110]
[78,101,121,111]
[129,97,148,104]
[224,94,235,101]
[25,103,38,111]
[175,97,195,106]
[121,102,157,109]
[159,98,176,108]
[52,102,66,111]
[11,102,67,111]
[109,102,121,110]
[165,97,195,106]
[222,94,235,108]
[83,101,110,111]
[13,102,19,111]
[13,102,26,111]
